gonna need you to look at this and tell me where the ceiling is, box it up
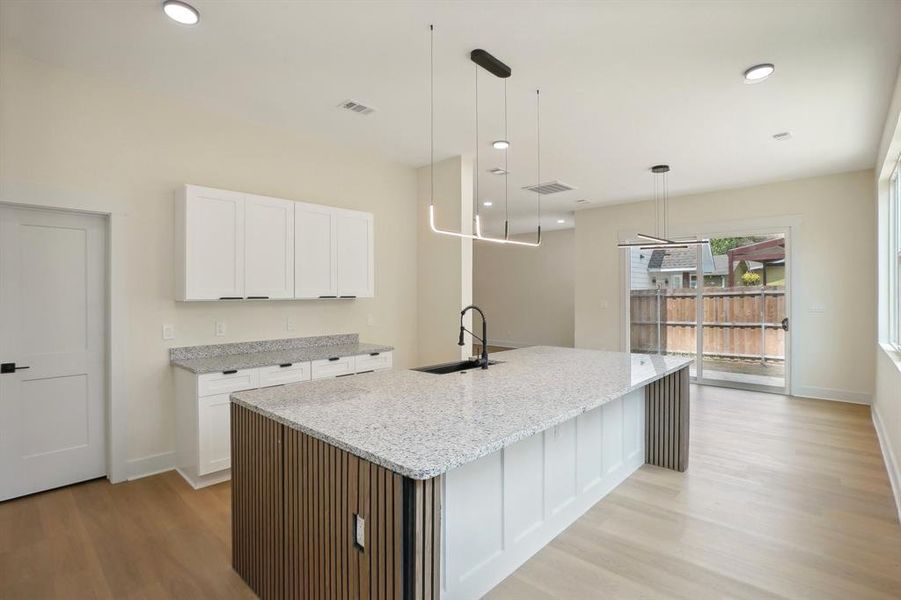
[3,0,901,233]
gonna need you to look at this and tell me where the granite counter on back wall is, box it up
[169,333,393,374]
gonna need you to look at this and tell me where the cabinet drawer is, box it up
[311,355,355,379]
[258,362,311,387]
[354,351,393,373]
[198,368,259,397]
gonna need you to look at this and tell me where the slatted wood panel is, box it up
[404,477,441,600]
[232,403,442,599]
[645,366,690,472]
[231,403,284,599]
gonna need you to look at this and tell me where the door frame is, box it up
[620,215,800,397]
[0,184,128,484]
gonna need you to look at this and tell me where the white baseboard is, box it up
[126,450,176,481]
[792,386,872,405]
[872,404,901,524]
[176,467,231,490]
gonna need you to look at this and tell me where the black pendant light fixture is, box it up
[428,25,542,247]
[617,165,710,250]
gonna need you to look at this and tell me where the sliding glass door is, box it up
[626,230,790,394]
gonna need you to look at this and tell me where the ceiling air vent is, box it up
[521,180,576,195]
[338,99,376,115]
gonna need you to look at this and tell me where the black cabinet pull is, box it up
[339,295,357,299]
[318,295,337,299]
[369,352,380,356]
[279,363,293,368]
[336,373,355,378]
[222,369,238,375]
[328,357,340,362]
[1,362,29,374]
[247,296,269,300]
[219,296,242,300]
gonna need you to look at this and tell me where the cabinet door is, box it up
[335,209,374,298]
[184,186,245,300]
[244,194,294,299]
[198,393,231,475]
[294,203,337,298]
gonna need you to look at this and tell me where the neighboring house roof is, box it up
[712,255,729,276]
[647,245,716,273]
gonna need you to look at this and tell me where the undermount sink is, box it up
[412,359,500,375]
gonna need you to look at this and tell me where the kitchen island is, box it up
[230,346,691,599]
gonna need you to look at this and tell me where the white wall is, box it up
[575,169,876,404]
[0,52,420,473]
[416,156,474,366]
[473,229,575,348]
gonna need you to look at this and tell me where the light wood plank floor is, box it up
[488,385,901,599]
[1,385,899,599]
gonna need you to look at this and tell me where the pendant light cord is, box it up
[663,170,669,239]
[475,63,479,221]
[654,172,659,238]
[430,25,434,210]
[504,78,509,238]
[536,89,541,238]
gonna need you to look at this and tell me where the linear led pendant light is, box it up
[428,25,542,247]
[617,165,709,249]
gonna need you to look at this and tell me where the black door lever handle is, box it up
[1,362,30,374]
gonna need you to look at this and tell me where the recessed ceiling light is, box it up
[492,140,510,150]
[163,0,199,25]
[772,131,792,141]
[557,219,565,224]
[488,168,509,175]
[743,63,774,83]
[483,201,493,207]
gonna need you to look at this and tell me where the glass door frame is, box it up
[621,223,793,395]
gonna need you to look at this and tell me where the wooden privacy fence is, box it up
[630,286,786,362]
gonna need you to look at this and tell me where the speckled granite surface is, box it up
[169,334,393,374]
[231,346,692,480]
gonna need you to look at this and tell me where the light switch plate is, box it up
[161,324,175,341]
[353,513,365,549]
[215,321,226,337]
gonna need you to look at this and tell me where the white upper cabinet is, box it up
[176,184,373,301]
[176,185,245,301]
[294,203,337,298]
[335,209,374,298]
[244,194,294,299]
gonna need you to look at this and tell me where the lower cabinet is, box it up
[198,393,232,476]
[175,351,393,489]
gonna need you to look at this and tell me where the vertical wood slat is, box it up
[231,403,284,599]
[232,403,443,600]
[645,366,690,472]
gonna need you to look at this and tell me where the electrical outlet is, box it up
[286,316,296,333]
[215,321,226,337]
[367,313,375,327]
[161,324,175,341]
[353,513,365,549]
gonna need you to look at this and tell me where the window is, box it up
[891,161,901,349]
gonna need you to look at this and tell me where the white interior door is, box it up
[0,205,107,501]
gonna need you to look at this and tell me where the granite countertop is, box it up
[231,346,692,480]
[169,334,393,374]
